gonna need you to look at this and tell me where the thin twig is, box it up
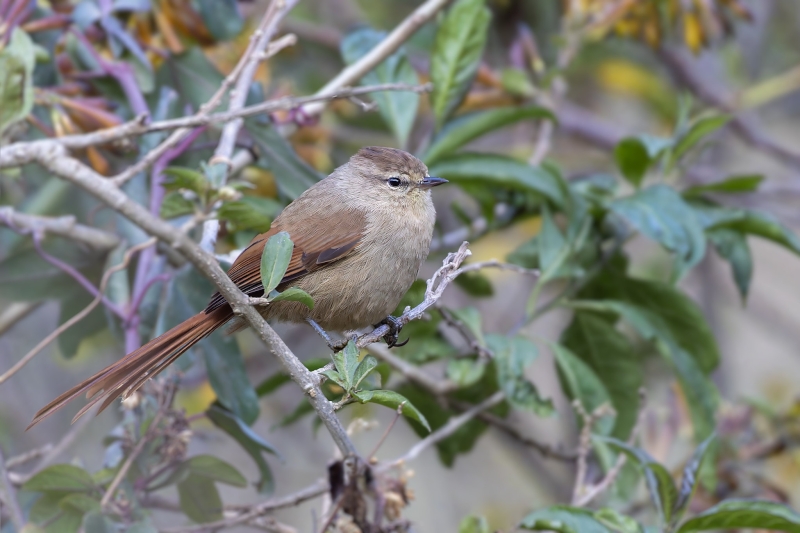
[369,403,406,461]
[380,391,506,469]
[161,479,328,533]
[367,344,458,395]
[0,238,156,386]
[0,447,24,530]
[301,0,450,116]
[0,302,40,337]
[0,84,431,163]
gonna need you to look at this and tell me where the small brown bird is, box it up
[29,147,446,428]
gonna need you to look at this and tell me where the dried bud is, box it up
[218,186,240,201]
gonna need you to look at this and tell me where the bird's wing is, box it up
[205,207,367,312]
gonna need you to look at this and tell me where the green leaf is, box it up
[561,312,642,439]
[614,135,673,187]
[425,106,555,164]
[184,455,248,487]
[551,343,615,436]
[459,515,491,533]
[573,300,717,440]
[0,28,36,135]
[60,493,101,514]
[600,437,678,524]
[270,287,314,309]
[677,500,800,532]
[57,284,108,359]
[260,231,293,294]
[245,119,322,200]
[201,331,260,425]
[707,228,752,300]
[449,306,485,346]
[82,512,116,533]
[206,405,278,493]
[700,207,800,256]
[353,389,431,432]
[159,47,226,110]
[428,152,565,205]
[195,0,243,41]
[521,506,613,532]
[609,185,706,280]
[160,191,195,219]
[430,0,492,127]
[447,359,487,388]
[487,334,553,416]
[178,473,223,523]
[673,435,717,523]
[341,28,419,146]
[594,508,643,533]
[352,355,378,389]
[217,196,282,233]
[673,115,730,161]
[683,175,763,197]
[24,464,96,493]
[453,271,494,297]
[125,522,159,533]
[579,270,719,374]
[333,341,360,391]
[163,167,207,195]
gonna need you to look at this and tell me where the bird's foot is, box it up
[374,316,409,348]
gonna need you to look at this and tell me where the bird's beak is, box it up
[419,176,448,189]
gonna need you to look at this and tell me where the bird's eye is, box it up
[387,177,402,187]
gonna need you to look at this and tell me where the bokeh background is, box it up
[2,0,800,531]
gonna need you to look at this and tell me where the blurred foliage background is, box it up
[3,0,800,531]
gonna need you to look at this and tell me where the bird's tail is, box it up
[28,306,232,429]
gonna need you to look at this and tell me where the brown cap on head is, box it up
[353,146,428,177]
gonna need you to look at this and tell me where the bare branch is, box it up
[0,207,120,251]
[301,0,451,117]
[0,84,431,167]
[162,479,328,533]
[468,408,578,461]
[0,302,40,337]
[367,344,458,396]
[380,391,506,469]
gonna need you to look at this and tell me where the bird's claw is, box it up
[375,316,409,348]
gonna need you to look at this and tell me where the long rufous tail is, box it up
[27,306,232,429]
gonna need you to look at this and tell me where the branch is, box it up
[367,344,458,395]
[301,0,450,117]
[0,302,39,337]
[2,143,358,459]
[380,391,506,469]
[161,479,328,533]
[0,207,120,251]
[0,84,431,163]
[0,238,155,386]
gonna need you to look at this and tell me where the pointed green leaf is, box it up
[0,28,35,135]
[260,231,293,294]
[521,506,613,532]
[488,334,553,416]
[425,106,555,164]
[185,455,247,487]
[24,464,96,493]
[447,359,487,388]
[598,437,679,524]
[82,512,116,533]
[538,204,566,272]
[707,228,752,300]
[270,287,314,309]
[178,473,223,523]
[163,167,207,194]
[430,0,491,127]
[206,405,277,494]
[677,500,800,532]
[683,175,763,197]
[353,389,431,432]
[551,343,615,436]
[673,435,716,524]
[594,508,644,533]
[561,312,642,439]
[609,185,706,280]
[352,355,378,389]
[673,115,730,161]
[332,341,360,390]
[459,515,491,533]
[449,306,485,346]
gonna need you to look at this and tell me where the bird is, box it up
[28,147,447,428]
